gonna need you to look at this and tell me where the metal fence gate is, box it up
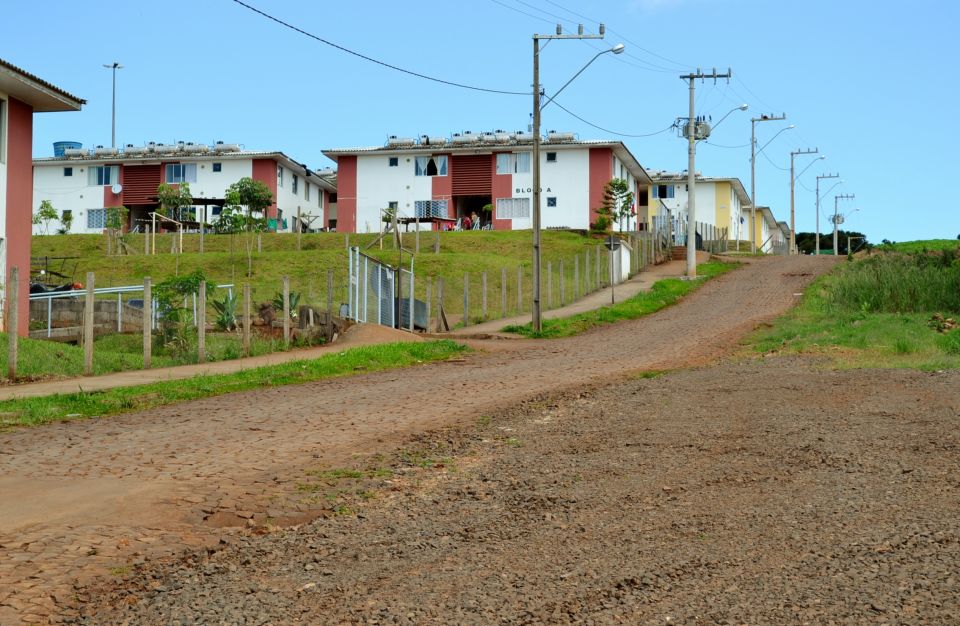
[347,247,415,329]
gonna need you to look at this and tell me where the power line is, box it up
[552,100,676,138]
[232,0,529,96]
[542,0,692,70]
[488,0,557,26]
[703,140,750,149]
[761,150,790,171]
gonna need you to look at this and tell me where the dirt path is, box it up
[0,255,835,624]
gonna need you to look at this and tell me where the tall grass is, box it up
[821,249,960,314]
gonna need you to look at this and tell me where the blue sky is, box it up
[4,0,956,243]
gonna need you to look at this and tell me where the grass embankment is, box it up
[503,261,737,338]
[32,230,611,308]
[750,243,960,369]
[0,340,467,428]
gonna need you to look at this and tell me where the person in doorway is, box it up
[470,211,481,230]
[461,214,472,231]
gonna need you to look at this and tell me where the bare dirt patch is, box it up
[75,356,960,624]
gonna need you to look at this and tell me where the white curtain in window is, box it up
[496,154,511,175]
[415,156,428,176]
[436,156,448,175]
[515,152,531,173]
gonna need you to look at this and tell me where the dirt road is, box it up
[0,255,834,624]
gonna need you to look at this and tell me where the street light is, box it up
[815,173,840,255]
[532,25,619,333]
[789,148,821,254]
[103,62,123,148]
[750,121,793,251]
[540,44,625,111]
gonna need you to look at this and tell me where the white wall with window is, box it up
[0,96,7,242]
[355,153,434,232]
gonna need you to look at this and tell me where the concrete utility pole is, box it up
[815,173,840,255]
[680,68,732,277]
[531,23,610,333]
[750,113,786,253]
[789,148,819,254]
[833,193,855,255]
[103,62,123,148]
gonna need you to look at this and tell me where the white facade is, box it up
[32,147,334,234]
[649,175,751,240]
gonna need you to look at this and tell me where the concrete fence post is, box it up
[243,283,251,357]
[584,250,590,292]
[143,276,152,369]
[84,272,95,376]
[462,273,470,327]
[546,261,553,310]
[198,281,207,364]
[559,259,566,307]
[425,277,432,332]
[501,267,507,318]
[516,266,523,314]
[574,256,580,300]
[596,246,602,287]
[436,277,444,332]
[481,271,488,320]
[326,269,334,316]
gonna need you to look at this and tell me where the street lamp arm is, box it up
[540,44,624,111]
[794,155,826,182]
[756,124,795,157]
[704,104,748,136]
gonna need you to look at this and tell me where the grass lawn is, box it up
[0,340,468,428]
[503,261,738,338]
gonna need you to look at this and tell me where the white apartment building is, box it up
[322,130,650,233]
[32,142,336,234]
[641,171,753,242]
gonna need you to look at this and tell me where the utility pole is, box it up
[750,113,786,253]
[789,147,818,254]
[833,193,855,255]
[103,62,123,148]
[531,23,606,333]
[680,68,732,276]
[815,173,839,255]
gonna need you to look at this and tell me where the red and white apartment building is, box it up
[322,130,650,233]
[33,144,336,234]
[1,58,83,335]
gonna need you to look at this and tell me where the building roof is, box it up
[647,171,752,208]
[323,134,651,184]
[0,58,84,112]
[34,148,336,191]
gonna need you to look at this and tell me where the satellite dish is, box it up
[111,183,123,195]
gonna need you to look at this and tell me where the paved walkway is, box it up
[0,258,693,401]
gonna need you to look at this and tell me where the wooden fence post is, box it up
[546,261,553,309]
[198,281,206,363]
[574,256,580,300]
[481,271,488,320]
[84,272,95,376]
[7,266,18,380]
[559,259,566,306]
[501,267,507,318]
[516,266,523,313]
[243,283,251,357]
[462,273,470,327]
[282,276,291,348]
[143,277,152,368]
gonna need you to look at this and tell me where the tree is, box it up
[156,182,193,221]
[56,210,73,235]
[105,206,129,254]
[594,178,634,232]
[32,200,59,235]
[224,177,273,277]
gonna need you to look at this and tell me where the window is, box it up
[496,152,532,174]
[164,163,197,184]
[496,197,531,219]
[547,197,557,208]
[87,208,107,229]
[414,155,448,176]
[414,200,448,218]
[61,209,72,223]
[305,183,310,202]
[546,152,557,163]
[388,201,399,210]
[212,162,222,172]
[388,157,399,167]
[89,166,120,186]
[652,185,675,199]
[211,205,222,216]
[64,167,73,177]
[318,189,322,208]
[292,174,299,194]
[277,166,284,188]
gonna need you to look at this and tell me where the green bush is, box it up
[940,330,960,355]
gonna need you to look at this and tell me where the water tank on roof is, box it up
[95,146,119,157]
[546,130,575,142]
[124,144,146,155]
[64,147,87,158]
[214,141,241,152]
[53,141,82,158]
[154,143,177,154]
[514,132,533,142]
[183,143,209,154]
[386,135,415,147]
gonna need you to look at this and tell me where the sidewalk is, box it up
[447,257,691,336]
[0,259,692,401]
